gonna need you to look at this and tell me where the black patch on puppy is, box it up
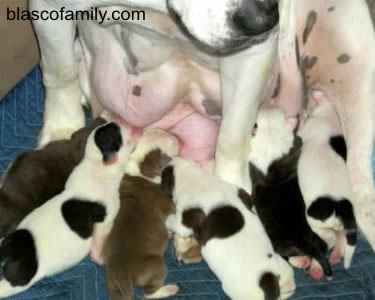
[303,10,317,44]
[259,272,280,300]
[62,199,106,239]
[182,208,206,239]
[161,166,175,198]
[308,197,357,246]
[249,137,332,276]
[140,149,171,179]
[0,229,37,286]
[238,188,254,211]
[201,206,244,245]
[94,122,123,163]
[329,135,347,161]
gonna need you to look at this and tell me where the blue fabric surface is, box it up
[1,67,375,299]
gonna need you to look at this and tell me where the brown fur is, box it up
[139,149,172,179]
[103,170,175,299]
[0,118,106,237]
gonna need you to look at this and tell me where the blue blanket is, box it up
[1,68,375,300]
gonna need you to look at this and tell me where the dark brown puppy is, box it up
[0,118,106,237]
[102,129,179,300]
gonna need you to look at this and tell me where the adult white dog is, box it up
[29,0,375,250]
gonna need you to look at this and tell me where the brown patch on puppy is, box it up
[140,149,171,179]
[103,173,175,300]
[259,272,280,300]
[0,118,106,237]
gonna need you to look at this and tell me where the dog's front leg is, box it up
[216,32,278,193]
[30,1,85,146]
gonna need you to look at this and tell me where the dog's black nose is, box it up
[232,0,279,36]
[94,122,123,162]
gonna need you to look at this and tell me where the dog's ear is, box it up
[237,188,255,211]
[140,149,172,179]
[71,118,107,142]
[161,166,175,198]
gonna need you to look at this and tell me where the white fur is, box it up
[166,158,296,300]
[0,122,137,298]
[248,104,295,174]
[298,101,356,268]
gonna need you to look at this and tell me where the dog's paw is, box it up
[308,260,324,281]
[174,235,203,264]
[144,284,179,299]
[288,256,311,269]
[329,247,343,265]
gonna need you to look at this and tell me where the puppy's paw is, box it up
[144,284,179,299]
[174,235,203,264]
[288,256,311,269]
[308,260,324,281]
[329,247,343,265]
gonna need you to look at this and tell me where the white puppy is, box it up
[0,121,139,298]
[298,96,357,269]
[161,157,296,300]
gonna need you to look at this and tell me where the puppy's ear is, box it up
[140,149,172,179]
[161,166,175,198]
[71,118,107,141]
[237,188,254,211]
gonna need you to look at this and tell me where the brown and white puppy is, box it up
[103,129,180,300]
[0,118,106,238]
[161,157,296,300]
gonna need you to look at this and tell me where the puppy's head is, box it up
[126,129,180,182]
[248,105,298,175]
[167,0,279,56]
[85,121,142,168]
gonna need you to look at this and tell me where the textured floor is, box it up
[1,67,375,299]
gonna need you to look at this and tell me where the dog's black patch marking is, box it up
[328,6,335,12]
[202,99,221,116]
[295,36,300,69]
[302,56,318,71]
[62,199,106,239]
[337,53,351,64]
[132,85,142,96]
[329,135,347,161]
[303,10,317,45]
[94,122,123,163]
[238,188,254,211]
[272,74,281,98]
[0,229,37,286]
[161,166,175,199]
[199,206,244,245]
[308,196,357,246]
[259,272,280,300]
[249,136,332,276]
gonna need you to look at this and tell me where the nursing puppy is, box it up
[248,105,332,280]
[298,96,357,269]
[103,129,179,300]
[0,118,106,238]
[161,157,296,300]
[0,121,139,298]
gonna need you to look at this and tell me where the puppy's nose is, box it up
[232,0,279,36]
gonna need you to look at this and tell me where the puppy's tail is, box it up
[335,199,357,268]
[106,268,135,300]
[297,234,332,277]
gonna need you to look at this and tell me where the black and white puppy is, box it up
[0,122,140,298]
[162,157,296,300]
[248,105,332,280]
[298,96,357,269]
